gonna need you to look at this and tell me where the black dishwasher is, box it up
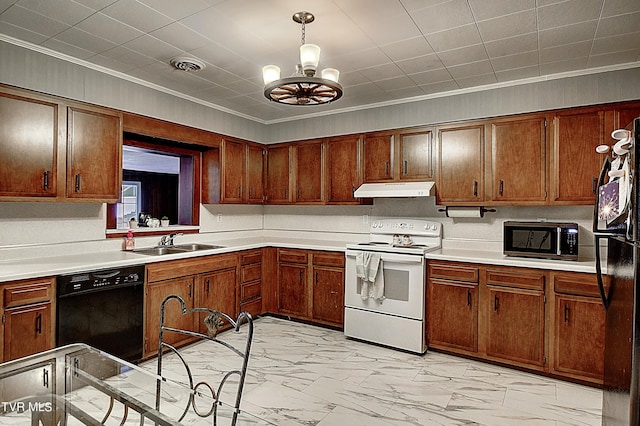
[57,265,145,362]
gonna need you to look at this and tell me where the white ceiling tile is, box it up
[476,10,537,42]
[485,32,538,57]
[538,21,598,49]
[151,22,211,52]
[587,48,640,67]
[408,68,452,85]
[375,76,419,92]
[596,12,640,38]
[602,0,640,17]
[359,63,406,81]
[137,0,214,20]
[72,0,120,10]
[468,0,535,20]
[411,0,475,35]
[438,44,489,67]
[396,53,446,74]
[539,56,588,74]
[53,27,118,54]
[0,21,48,43]
[17,0,95,25]
[491,50,539,71]
[90,52,140,73]
[426,24,482,52]
[0,5,70,37]
[379,37,435,62]
[41,37,96,59]
[537,0,604,30]
[354,13,423,45]
[101,0,174,33]
[99,45,156,68]
[75,12,144,45]
[456,73,498,88]
[123,34,185,62]
[592,32,640,55]
[447,59,494,79]
[495,65,540,82]
[540,41,592,63]
[419,79,460,94]
[399,0,451,12]
[334,47,393,72]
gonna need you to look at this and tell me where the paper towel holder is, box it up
[438,206,496,218]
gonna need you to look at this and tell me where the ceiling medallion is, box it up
[262,11,343,106]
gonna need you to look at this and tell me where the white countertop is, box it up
[0,235,602,283]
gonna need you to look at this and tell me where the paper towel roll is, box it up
[445,207,483,218]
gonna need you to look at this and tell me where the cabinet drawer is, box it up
[147,253,237,283]
[241,263,261,283]
[240,297,262,318]
[241,250,262,265]
[313,252,345,267]
[278,249,308,264]
[553,272,601,298]
[428,262,478,283]
[486,268,545,291]
[240,281,261,301]
[3,278,54,308]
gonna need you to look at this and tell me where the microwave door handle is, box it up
[595,235,610,310]
[557,227,561,255]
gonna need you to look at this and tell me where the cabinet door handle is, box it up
[297,187,301,200]
[42,368,49,388]
[494,295,499,311]
[249,187,253,198]
[315,271,319,284]
[237,185,241,198]
[385,161,389,176]
[351,184,355,196]
[299,270,303,283]
[498,180,504,196]
[43,171,50,190]
[35,312,42,334]
[188,284,193,299]
[592,177,597,194]
[403,160,408,175]
[284,187,288,199]
[564,303,569,323]
[473,180,478,197]
[75,174,81,192]
[206,279,210,294]
[467,290,471,306]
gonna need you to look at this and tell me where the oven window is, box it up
[356,269,410,301]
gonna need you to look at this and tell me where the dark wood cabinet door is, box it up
[552,110,605,204]
[436,125,484,203]
[554,295,605,381]
[0,91,59,198]
[278,264,308,317]
[200,268,237,334]
[3,303,52,362]
[615,102,640,129]
[66,105,122,201]
[399,129,433,180]
[246,144,264,203]
[295,141,324,203]
[144,276,195,357]
[363,133,393,182]
[327,135,361,203]
[266,145,291,203]
[490,116,546,203]
[312,266,344,326]
[427,279,478,352]
[486,286,545,367]
[221,139,245,203]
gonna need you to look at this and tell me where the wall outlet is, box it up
[217,213,222,223]
[537,217,547,222]
[362,214,369,225]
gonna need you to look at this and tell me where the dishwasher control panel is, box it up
[57,265,145,297]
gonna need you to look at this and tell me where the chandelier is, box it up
[262,11,343,106]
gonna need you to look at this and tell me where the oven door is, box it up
[345,249,425,319]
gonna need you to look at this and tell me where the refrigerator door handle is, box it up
[595,234,610,310]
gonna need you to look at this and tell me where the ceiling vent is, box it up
[170,57,206,72]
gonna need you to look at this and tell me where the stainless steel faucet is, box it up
[158,233,183,246]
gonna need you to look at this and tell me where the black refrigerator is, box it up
[596,117,640,425]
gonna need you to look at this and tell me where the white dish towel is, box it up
[355,252,385,301]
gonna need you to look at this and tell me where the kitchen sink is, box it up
[132,244,224,256]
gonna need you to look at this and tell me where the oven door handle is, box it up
[346,250,424,264]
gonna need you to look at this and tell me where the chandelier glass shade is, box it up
[262,11,343,106]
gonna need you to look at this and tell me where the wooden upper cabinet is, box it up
[294,140,324,203]
[436,124,485,204]
[362,132,393,182]
[0,89,61,198]
[246,143,265,204]
[266,144,292,203]
[552,109,606,204]
[614,101,640,130]
[220,139,245,203]
[66,104,122,202]
[489,115,547,204]
[326,134,364,204]
[399,128,433,180]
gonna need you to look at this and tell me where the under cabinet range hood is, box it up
[353,181,435,198]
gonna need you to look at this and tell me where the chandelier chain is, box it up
[301,19,305,45]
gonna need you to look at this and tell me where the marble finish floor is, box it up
[150,316,603,426]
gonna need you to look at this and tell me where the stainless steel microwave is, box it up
[503,221,579,260]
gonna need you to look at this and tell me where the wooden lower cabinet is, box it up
[199,268,237,334]
[239,250,263,318]
[549,271,605,384]
[276,249,345,327]
[1,277,55,362]
[427,261,479,353]
[427,261,604,384]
